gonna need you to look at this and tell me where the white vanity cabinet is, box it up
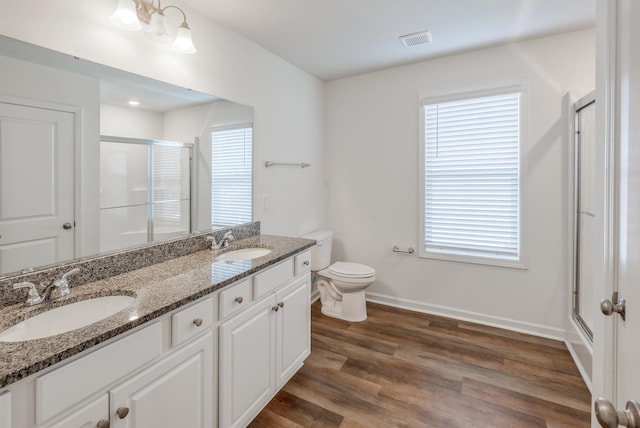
[46,395,108,428]
[0,391,12,428]
[26,295,215,428]
[219,254,311,428]
[110,332,213,428]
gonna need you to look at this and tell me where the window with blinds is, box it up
[211,125,253,228]
[421,89,521,264]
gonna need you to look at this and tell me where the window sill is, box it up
[418,250,528,270]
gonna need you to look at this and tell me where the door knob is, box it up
[595,397,640,427]
[601,291,626,320]
[62,222,73,230]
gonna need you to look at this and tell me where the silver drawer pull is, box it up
[272,305,279,312]
[193,318,203,327]
[235,296,243,304]
[303,260,310,266]
[278,302,284,308]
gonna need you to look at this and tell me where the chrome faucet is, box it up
[207,231,235,250]
[13,268,80,306]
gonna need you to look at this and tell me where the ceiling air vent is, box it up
[399,30,433,47]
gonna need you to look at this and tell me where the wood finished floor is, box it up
[249,301,591,428]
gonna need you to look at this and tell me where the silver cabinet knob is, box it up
[272,305,279,312]
[235,296,243,304]
[595,397,640,428]
[303,260,310,266]
[278,302,284,308]
[193,318,203,327]
[116,407,130,419]
[63,222,73,229]
[96,420,110,428]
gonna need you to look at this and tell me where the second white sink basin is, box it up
[0,295,135,343]
[215,247,272,262]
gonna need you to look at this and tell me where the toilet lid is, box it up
[328,262,375,278]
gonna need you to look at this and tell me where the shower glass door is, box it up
[573,93,596,339]
[99,137,192,253]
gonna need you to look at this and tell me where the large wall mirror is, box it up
[0,35,253,278]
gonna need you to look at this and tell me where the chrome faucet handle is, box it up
[55,267,80,297]
[61,267,80,282]
[222,231,235,248]
[206,235,218,250]
[13,282,43,306]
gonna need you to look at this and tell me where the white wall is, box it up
[0,0,326,238]
[325,29,595,337]
[100,104,164,140]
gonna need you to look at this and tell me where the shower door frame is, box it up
[572,91,596,341]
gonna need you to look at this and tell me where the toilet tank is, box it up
[301,230,333,270]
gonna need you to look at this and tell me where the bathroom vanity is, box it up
[0,231,314,428]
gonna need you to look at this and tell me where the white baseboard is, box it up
[310,289,320,304]
[565,339,593,393]
[365,291,565,341]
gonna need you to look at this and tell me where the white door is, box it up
[219,295,276,428]
[275,275,311,387]
[593,0,640,426]
[0,101,75,275]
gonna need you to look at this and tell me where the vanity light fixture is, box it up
[110,0,196,54]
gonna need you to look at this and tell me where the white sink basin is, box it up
[0,295,135,343]
[215,247,272,262]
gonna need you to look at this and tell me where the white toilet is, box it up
[302,230,375,322]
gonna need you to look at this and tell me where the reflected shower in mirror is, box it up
[0,35,253,277]
[573,91,596,340]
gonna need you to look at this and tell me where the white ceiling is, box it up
[181,0,596,81]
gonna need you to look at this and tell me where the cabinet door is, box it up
[45,395,108,428]
[0,391,11,428]
[110,332,213,428]
[219,295,276,428]
[275,274,311,386]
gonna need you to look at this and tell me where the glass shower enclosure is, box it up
[99,136,193,253]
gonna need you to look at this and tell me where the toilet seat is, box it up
[328,262,375,278]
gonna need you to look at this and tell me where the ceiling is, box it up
[180,0,596,82]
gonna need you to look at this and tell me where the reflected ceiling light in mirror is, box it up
[110,0,196,54]
[128,100,140,106]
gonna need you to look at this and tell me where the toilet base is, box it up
[320,289,367,322]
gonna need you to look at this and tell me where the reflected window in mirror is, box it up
[211,125,253,229]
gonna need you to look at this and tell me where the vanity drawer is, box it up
[35,322,163,424]
[253,259,294,299]
[294,250,312,276]
[172,296,215,346]
[219,279,252,320]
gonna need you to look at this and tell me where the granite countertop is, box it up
[0,234,315,389]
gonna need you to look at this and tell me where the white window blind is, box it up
[211,125,253,228]
[422,90,521,261]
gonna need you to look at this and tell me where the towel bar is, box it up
[393,246,414,254]
[264,161,310,168]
